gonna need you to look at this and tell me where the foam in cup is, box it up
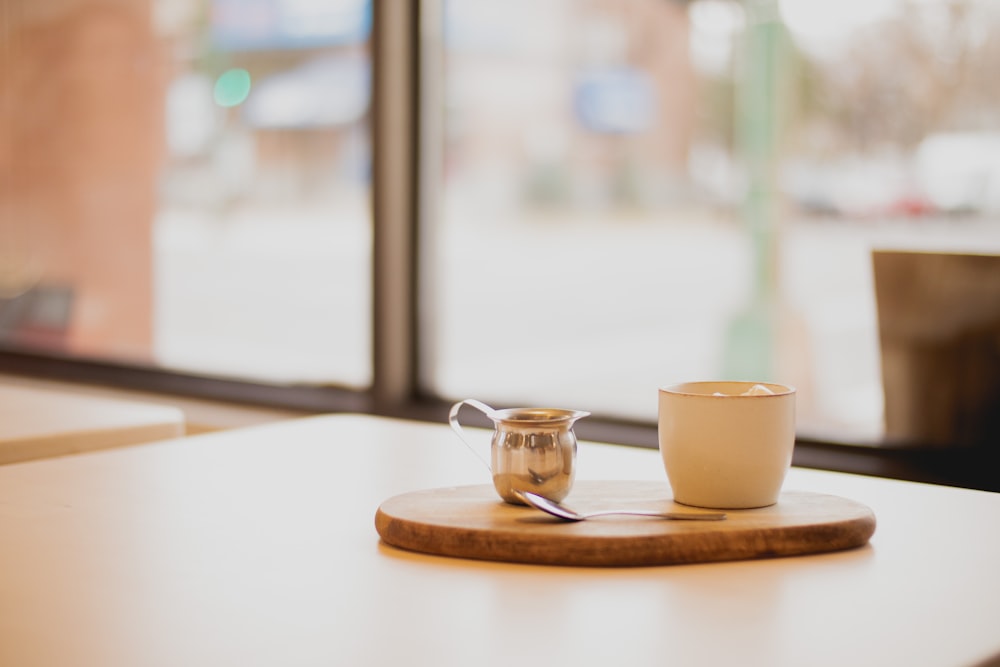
[712,383,775,397]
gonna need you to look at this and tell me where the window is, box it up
[428,0,1000,444]
[1,0,372,388]
[3,0,1000,479]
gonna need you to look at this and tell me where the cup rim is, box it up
[659,381,796,397]
[490,407,591,423]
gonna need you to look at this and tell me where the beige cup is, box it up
[658,381,796,509]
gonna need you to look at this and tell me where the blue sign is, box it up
[211,0,371,51]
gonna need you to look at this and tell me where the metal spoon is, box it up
[519,491,727,522]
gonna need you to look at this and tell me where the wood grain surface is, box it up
[375,480,876,567]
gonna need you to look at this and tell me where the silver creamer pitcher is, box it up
[448,399,590,505]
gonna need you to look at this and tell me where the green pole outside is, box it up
[723,0,790,380]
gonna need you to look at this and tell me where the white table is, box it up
[0,383,184,464]
[0,414,998,667]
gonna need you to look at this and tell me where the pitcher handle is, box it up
[448,399,496,472]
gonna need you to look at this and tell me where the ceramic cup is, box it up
[658,381,796,509]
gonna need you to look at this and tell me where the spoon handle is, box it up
[591,509,727,521]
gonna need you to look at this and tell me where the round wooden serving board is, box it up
[375,480,876,567]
